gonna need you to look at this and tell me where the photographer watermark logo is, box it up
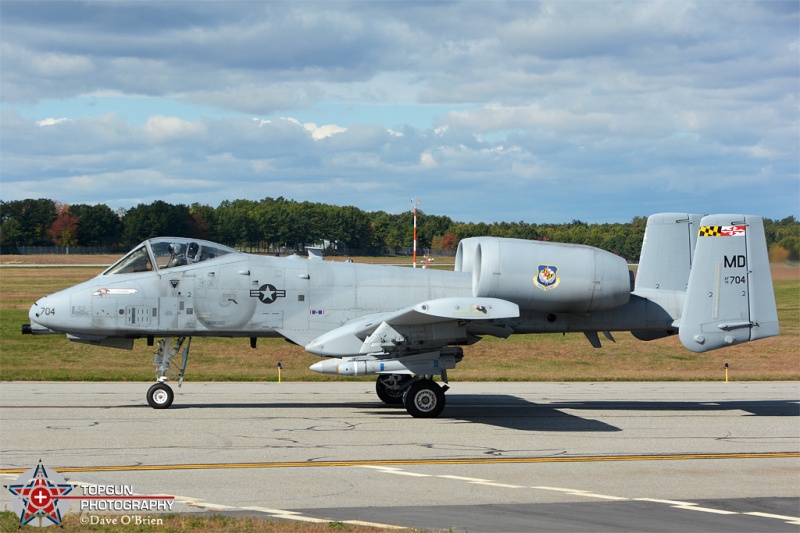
[6,461,175,528]
[6,462,72,527]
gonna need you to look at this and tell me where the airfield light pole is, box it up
[412,198,420,268]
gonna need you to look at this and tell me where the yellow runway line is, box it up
[1,452,797,475]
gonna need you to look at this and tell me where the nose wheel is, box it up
[147,382,174,409]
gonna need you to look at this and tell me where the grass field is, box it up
[0,511,383,532]
[1,259,797,382]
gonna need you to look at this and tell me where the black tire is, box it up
[147,382,174,409]
[403,379,445,418]
[376,374,411,405]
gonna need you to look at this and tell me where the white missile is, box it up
[309,354,458,376]
[309,358,409,376]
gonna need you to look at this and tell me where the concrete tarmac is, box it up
[1,381,798,531]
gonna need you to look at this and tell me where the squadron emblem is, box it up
[533,265,560,291]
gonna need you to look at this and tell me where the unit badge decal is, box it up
[533,265,560,291]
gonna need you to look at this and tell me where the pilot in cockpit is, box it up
[166,243,186,268]
[186,242,200,263]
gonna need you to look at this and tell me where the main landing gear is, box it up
[376,373,449,418]
[375,374,411,404]
[146,336,191,409]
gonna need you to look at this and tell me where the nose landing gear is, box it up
[146,336,191,409]
[147,382,174,409]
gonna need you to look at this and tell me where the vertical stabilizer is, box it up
[679,215,779,352]
[635,213,703,291]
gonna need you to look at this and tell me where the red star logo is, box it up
[7,463,72,526]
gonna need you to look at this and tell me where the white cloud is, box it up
[36,117,70,127]
[304,122,347,140]
[141,115,206,141]
[0,1,796,223]
[420,151,436,168]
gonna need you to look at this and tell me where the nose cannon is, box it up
[22,322,60,335]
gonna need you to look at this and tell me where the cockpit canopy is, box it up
[104,238,238,275]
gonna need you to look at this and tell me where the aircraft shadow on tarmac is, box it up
[171,395,619,432]
[169,395,798,432]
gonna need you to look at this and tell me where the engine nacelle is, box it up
[455,237,631,313]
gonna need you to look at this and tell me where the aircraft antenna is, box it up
[412,198,421,268]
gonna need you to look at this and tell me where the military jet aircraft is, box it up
[22,213,779,417]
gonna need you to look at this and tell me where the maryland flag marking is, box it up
[698,225,746,237]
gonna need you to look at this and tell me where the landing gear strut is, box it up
[147,336,191,409]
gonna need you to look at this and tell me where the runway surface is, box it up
[2,381,798,531]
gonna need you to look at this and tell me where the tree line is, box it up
[1,197,797,261]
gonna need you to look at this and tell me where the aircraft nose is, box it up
[27,292,68,333]
[29,298,46,323]
[25,298,53,334]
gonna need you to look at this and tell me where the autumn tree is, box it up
[431,232,459,252]
[49,203,80,247]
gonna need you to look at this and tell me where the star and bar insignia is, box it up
[250,283,286,304]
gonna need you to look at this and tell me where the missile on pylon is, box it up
[309,352,460,376]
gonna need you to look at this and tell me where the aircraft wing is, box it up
[304,297,520,357]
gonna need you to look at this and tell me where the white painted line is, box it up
[240,507,302,515]
[385,471,433,477]
[438,475,491,482]
[354,465,430,476]
[673,505,737,515]
[173,497,201,503]
[531,486,589,493]
[472,482,525,488]
[202,504,408,528]
[343,519,407,529]
[269,514,331,523]
[635,497,696,506]
[193,502,236,510]
[572,493,629,501]
[530,485,627,500]
[744,512,800,525]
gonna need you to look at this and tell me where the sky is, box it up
[1,1,798,224]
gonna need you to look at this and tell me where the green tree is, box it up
[122,201,192,246]
[214,199,260,248]
[0,218,23,248]
[0,198,58,246]
[778,235,799,261]
[68,203,123,246]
